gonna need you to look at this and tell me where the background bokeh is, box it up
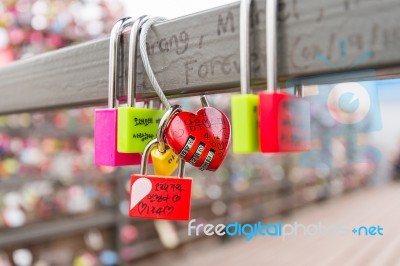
[0,1,399,266]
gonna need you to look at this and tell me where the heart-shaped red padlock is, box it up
[165,107,231,171]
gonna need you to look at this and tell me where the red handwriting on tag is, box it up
[128,175,192,221]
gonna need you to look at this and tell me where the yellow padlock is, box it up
[150,146,179,176]
[150,104,181,176]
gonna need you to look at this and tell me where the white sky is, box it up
[121,0,236,19]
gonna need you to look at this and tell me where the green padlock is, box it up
[231,0,259,154]
[117,16,164,153]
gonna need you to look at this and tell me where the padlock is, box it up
[150,147,179,176]
[258,0,310,153]
[129,139,192,221]
[117,16,165,153]
[94,17,142,166]
[231,0,259,154]
[138,18,231,172]
[150,107,180,176]
[164,97,231,172]
[259,86,311,152]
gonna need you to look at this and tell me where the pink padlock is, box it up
[94,17,142,166]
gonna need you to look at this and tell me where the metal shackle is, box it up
[240,0,252,95]
[156,105,182,153]
[127,15,149,107]
[266,0,278,93]
[108,17,135,108]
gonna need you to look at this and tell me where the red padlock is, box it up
[163,97,231,171]
[259,88,310,152]
[129,139,192,220]
[138,17,231,171]
[259,0,310,153]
